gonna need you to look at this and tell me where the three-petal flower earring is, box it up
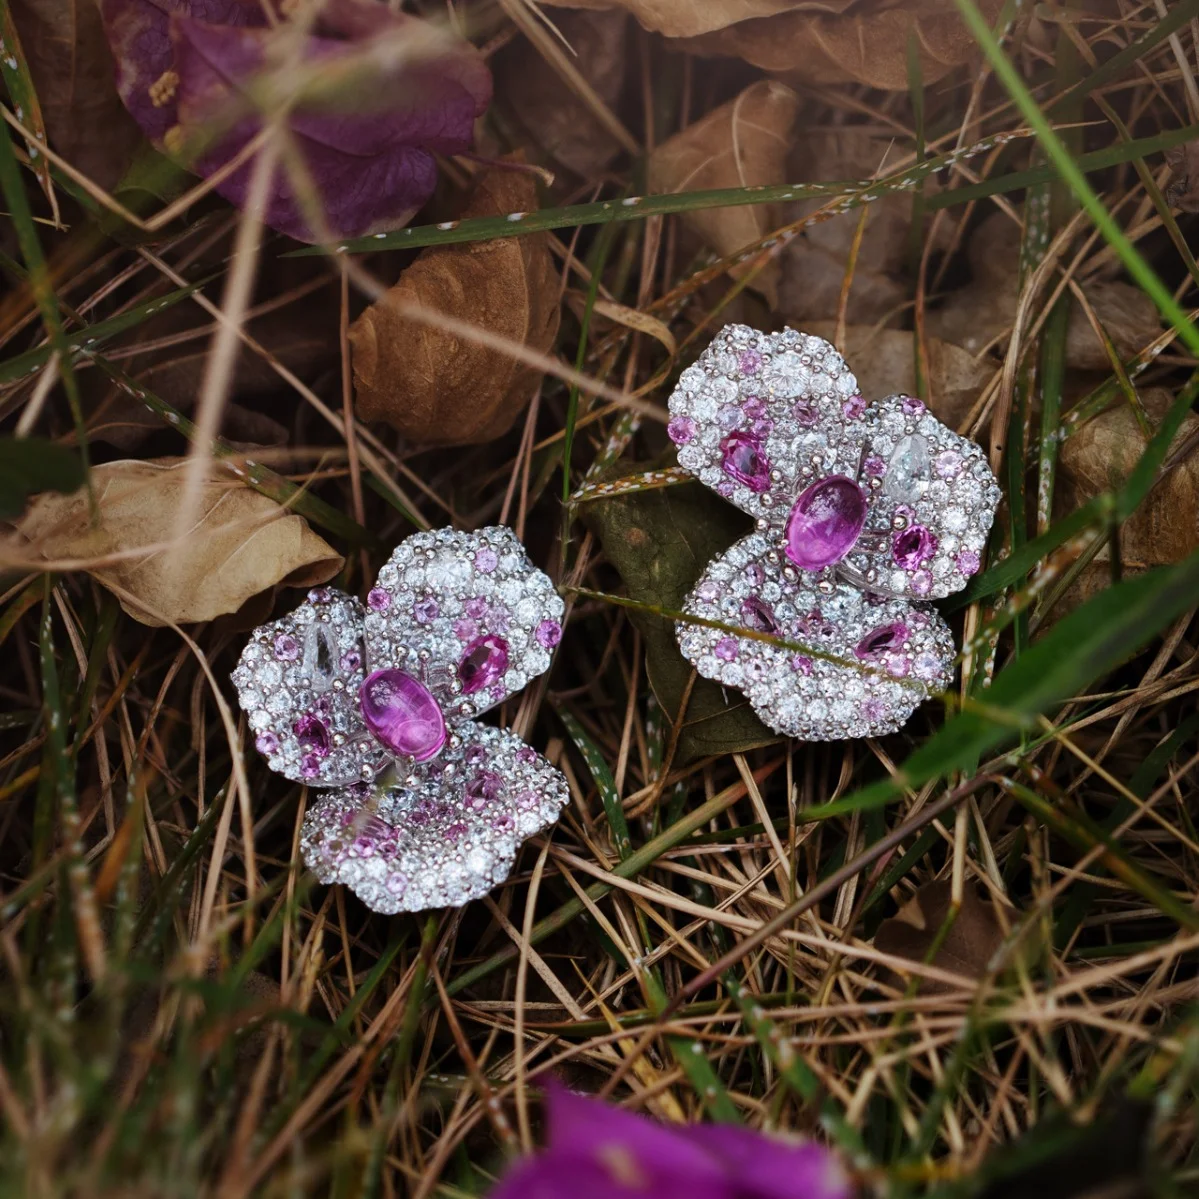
[667,325,1001,740]
[230,527,568,913]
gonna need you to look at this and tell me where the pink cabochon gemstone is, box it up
[359,669,446,761]
[784,475,868,570]
[458,635,509,695]
[719,431,771,492]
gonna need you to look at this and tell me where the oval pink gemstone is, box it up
[457,635,509,695]
[720,431,771,492]
[359,669,446,761]
[784,475,868,570]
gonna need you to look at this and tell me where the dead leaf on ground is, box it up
[350,164,561,446]
[800,322,989,432]
[677,0,1001,88]
[874,878,1020,993]
[10,0,144,191]
[4,459,342,626]
[649,80,800,307]
[1164,141,1199,212]
[581,463,777,763]
[497,10,629,177]
[539,0,849,39]
[87,298,335,452]
[777,130,958,327]
[928,211,1161,370]
[1046,391,1199,623]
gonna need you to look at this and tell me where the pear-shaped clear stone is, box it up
[884,434,931,503]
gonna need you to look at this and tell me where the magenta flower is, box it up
[490,1086,853,1199]
[99,0,491,242]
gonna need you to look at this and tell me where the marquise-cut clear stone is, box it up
[884,434,931,503]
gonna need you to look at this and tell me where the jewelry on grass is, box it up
[230,527,568,913]
[668,325,1001,741]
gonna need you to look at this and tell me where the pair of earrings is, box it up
[231,326,1000,914]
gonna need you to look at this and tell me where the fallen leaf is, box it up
[87,292,337,451]
[1164,140,1199,213]
[928,211,1161,370]
[539,0,848,39]
[874,878,1018,992]
[496,9,629,177]
[778,129,958,327]
[4,458,342,626]
[349,164,561,446]
[1045,391,1199,624]
[649,80,800,306]
[99,0,491,241]
[10,0,144,191]
[799,322,990,432]
[581,462,777,764]
[677,0,1002,88]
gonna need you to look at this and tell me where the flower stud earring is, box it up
[230,527,568,912]
[668,325,1001,741]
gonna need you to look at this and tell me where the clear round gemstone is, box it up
[359,669,446,761]
[784,475,868,570]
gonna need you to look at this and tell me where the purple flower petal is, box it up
[675,1124,853,1199]
[100,0,491,241]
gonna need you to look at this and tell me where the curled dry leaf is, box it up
[538,0,848,39]
[496,9,629,177]
[1164,141,1199,213]
[3,459,342,626]
[9,0,144,191]
[678,0,1001,88]
[581,461,776,763]
[874,878,1018,993]
[800,322,990,432]
[649,80,800,306]
[778,130,957,327]
[99,0,491,242]
[928,212,1161,370]
[1047,391,1199,622]
[349,166,561,446]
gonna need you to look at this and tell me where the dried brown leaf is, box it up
[497,10,630,177]
[349,166,561,446]
[1164,141,1199,213]
[1060,394,1199,569]
[539,0,850,39]
[801,322,990,431]
[928,212,1161,370]
[10,0,143,191]
[678,0,1001,88]
[649,80,800,306]
[874,878,1013,992]
[778,130,957,327]
[5,459,342,626]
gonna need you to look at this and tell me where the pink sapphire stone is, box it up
[740,597,779,634]
[855,622,909,660]
[719,431,771,492]
[294,713,329,757]
[892,524,936,570]
[359,669,446,761]
[457,635,509,695]
[784,475,868,570]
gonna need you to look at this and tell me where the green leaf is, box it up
[0,436,85,519]
[580,464,776,763]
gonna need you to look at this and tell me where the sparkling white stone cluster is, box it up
[230,527,568,913]
[668,325,1000,740]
